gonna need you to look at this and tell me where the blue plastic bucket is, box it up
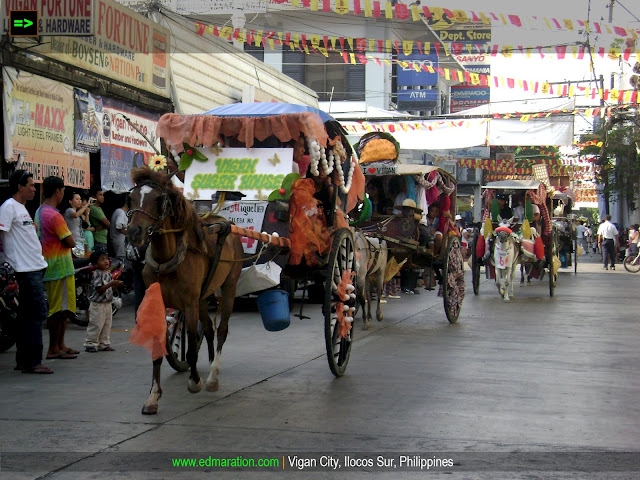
[256,290,290,332]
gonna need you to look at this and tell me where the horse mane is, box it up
[131,167,201,237]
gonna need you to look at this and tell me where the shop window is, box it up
[282,50,365,101]
[244,43,264,62]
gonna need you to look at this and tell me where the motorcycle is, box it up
[0,262,19,353]
[74,257,132,327]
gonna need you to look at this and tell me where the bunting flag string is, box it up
[195,21,639,59]
[196,22,640,105]
[265,1,640,40]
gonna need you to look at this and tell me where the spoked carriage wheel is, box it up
[442,235,465,323]
[546,228,558,297]
[165,310,204,372]
[471,229,481,295]
[324,228,356,377]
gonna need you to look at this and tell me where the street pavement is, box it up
[1,253,639,479]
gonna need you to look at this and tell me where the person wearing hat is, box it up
[496,194,513,220]
[530,204,541,235]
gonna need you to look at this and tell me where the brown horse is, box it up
[127,167,243,414]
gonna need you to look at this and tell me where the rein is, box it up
[128,181,175,237]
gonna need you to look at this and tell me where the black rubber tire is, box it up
[324,228,356,377]
[574,237,578,274]
[623,255,640,273]
[442,235,465,323]
[165,310,204,372]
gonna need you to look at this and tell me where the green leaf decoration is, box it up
[349,196,372,226]
[525,198,533,222]
[193,149,208,162]
[178,152,193,172]
[490,198,500,222]
[267,173,300,201]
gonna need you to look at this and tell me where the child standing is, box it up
[84,251,122,352]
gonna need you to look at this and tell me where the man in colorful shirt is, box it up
[35,176,78,360]
[0,170,51,373]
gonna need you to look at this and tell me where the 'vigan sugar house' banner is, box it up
[100,98,160,193]
[2,67,90,189]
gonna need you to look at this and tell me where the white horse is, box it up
[354,231,388,329]
[493,228,520,302]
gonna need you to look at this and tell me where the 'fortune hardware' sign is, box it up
[2,0,93,36]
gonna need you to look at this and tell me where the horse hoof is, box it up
[206,380,219,392]
[141,404,158,415]
[188,378,203,393]
[376,316,383,323]
[503,298,510,302]
[363,322,371,330]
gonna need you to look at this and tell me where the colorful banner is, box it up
[100,98,160,193]
[2,67,89,188]
[74,89,103,153]
[195,23,639,104]
[263,1,640,39]
[182,148,294,200]
[32,0,170,98]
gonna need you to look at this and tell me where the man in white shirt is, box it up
[575,220,588,256]
[597,215,619,270]
[0,170,51,374]
[109,195,128,260]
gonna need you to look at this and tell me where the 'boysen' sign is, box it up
[1,0,93,35]
[183,148,294,200]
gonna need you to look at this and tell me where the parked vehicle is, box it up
[0,262,19,353]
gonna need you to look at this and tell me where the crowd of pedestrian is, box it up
[0,171,125,375]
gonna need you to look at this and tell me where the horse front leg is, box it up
[374,270,384,323]
[185,306,203,394]
[502,267,511,302]
[141,357,163,415]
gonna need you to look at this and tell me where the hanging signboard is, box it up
[397,53,439,87]
[2,67,89,188]
[29,0,169,97]
[214,201,269,253]
[100,97,160,192]
[182,148,293,200]
[1,0,93,36]
[74,89,102,152]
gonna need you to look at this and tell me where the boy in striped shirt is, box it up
[84,251,122,352]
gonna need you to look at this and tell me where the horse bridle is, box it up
[127,181,174,236]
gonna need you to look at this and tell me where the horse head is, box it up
[127,167,195,247]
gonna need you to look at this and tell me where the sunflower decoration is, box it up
[148,154,167,172]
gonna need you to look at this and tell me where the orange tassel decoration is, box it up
[129,282,168,360]
[289,178,331,266]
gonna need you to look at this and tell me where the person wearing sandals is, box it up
[0,170,52,373]
[35,176,79,361]
[84,251,122,352]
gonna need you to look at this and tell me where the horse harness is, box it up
[131,181,232,300]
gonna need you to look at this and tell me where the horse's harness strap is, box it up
[145,234,187,275]
[199,221,232,300]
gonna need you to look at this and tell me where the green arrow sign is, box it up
[13,19,33,28]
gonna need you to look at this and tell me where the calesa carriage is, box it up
[127,103,374,413]
[471,179,560,301]
[350,133,466,323]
